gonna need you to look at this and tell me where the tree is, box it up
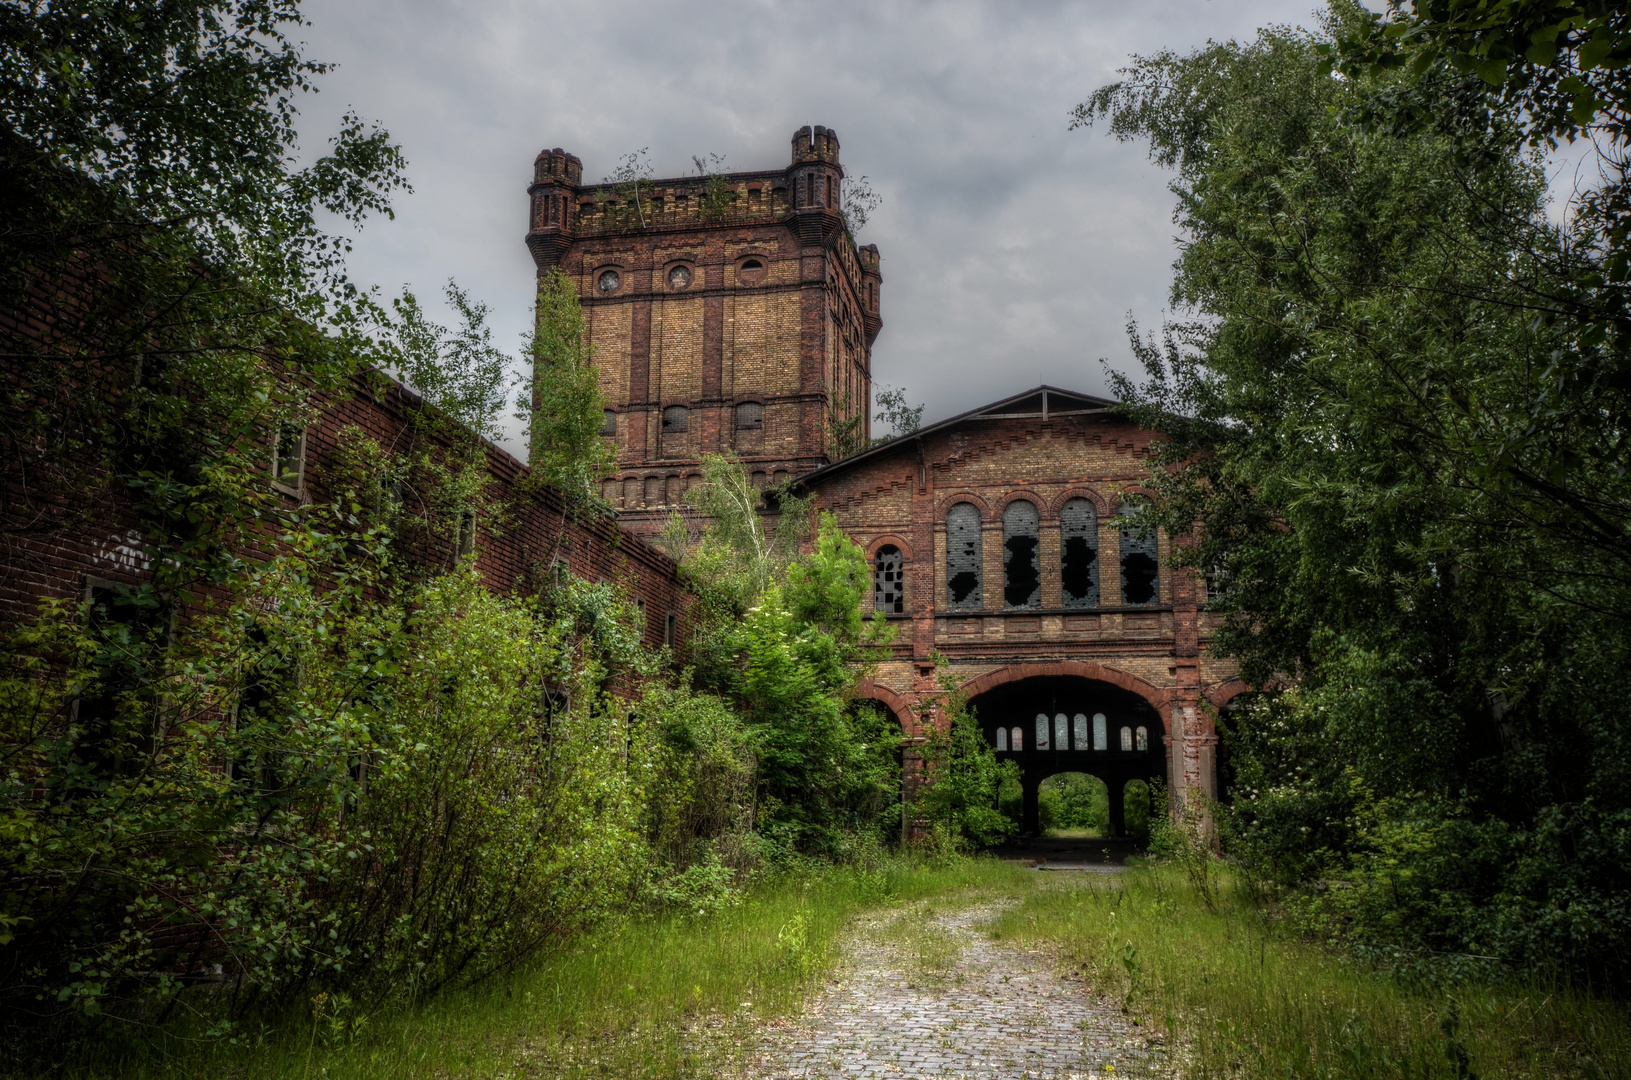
[1,0,407,589]
[873,384,925,443]
[1077,3,1631,979]
[524,268,615,505]
[668,456,899,854]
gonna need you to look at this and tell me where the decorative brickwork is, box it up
[794,386,1237,834]
[525,127,881,541]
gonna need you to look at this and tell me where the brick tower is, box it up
[525,126,883,538]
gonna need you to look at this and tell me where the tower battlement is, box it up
[533,148,582,186]
[791,124,841,166]
[522,126,882,541]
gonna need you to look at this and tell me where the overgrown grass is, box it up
[17,857,1029,1080]
[990,862,1631,1080]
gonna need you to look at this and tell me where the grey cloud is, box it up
[297,0,1330,453]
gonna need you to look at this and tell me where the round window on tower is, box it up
[736,257,768,287]
[596,268,621,293]
[667,265,692,290]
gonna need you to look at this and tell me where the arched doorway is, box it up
[969,673,1166,837]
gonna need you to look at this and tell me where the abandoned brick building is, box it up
[528,126,1243,832]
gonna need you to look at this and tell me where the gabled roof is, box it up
[795,385,1119,489]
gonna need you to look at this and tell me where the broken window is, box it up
[874,545,905,614]
[995,727,1008,751]
[735,401,762,429]
[1136,725,1149,752]
[945,502,982,610]
[272,421,305,494]
[662,405,689,433]
[1060,498,1099,608]
[1034,713,1050,751]
[1074,713,1089,749]
[601,409,617,436]
[1054,712,1069,750]
[1002,500,1041,608]
[1119,506,1159,605]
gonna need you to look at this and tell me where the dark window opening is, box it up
[601,409,617,436]
[1060,498,1099,608]
[736,401,763,429]
[874,545,905,614]
[741,258,763,270]
[272,422,305,492]
[75,580,165,782]
[1119,507,1159,605]
[945,503,982,609]
[664,612,677,647]
[1002,500,1040,608]
[662,405,689,433]
[456,511,476,557]
[737,258,767,286]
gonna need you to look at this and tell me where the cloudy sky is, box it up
[296,0,1340,452]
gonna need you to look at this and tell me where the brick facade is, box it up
[794,387,1240,833]
[0,364,693,658]
[524,126,881,541]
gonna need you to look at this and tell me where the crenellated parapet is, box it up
[526,148,582,272]
[785,125,845,248]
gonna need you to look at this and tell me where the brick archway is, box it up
[853,679,919,737]
[957,660,1172,717]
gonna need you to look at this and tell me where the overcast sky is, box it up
[295,0,1343,452]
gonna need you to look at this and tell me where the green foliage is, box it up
[671,457,900,855]
[840,174,882,237]
[1038,772,1109,835]
[994,864,1631,1080]
[599,147,655,228]
[913,671,1018,849]
[872,384,925,443]
[826,388,868,460]
[524,268,615,506]
[692,153,740,221]
[1078,6,1631,979]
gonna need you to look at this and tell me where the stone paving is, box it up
[749,900,1159,1079]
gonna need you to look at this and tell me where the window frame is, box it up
[271,423,306,497]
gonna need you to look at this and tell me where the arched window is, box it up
[601,409,617,436]
[1054,713,1069,750]
[1136,725,1149,752]
[995,727,1008,752]
[1002,500,1041,608]
[735,401,763,429]
[874,545,905,614]
[1093,712,1108,751]
[662,405,689,433]
[1120,726,1134,752]
[1119,505,1159,605]
[1034,713,1050,751]
[1011,726,1023,752]
[1061,498,1099,608]
[945,503,982,610]
[1073,713,1089,749]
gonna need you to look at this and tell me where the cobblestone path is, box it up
[748,901,1157,1079]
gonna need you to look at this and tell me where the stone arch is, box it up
[1108,483,1158,515]
[958,660,1172,717]
[1049,486,1111,517]
[934,491,992,519]
[865,533,913,560]
[995,489,1047,518]
[1205,679,1252,709]
[853,679,918,737]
